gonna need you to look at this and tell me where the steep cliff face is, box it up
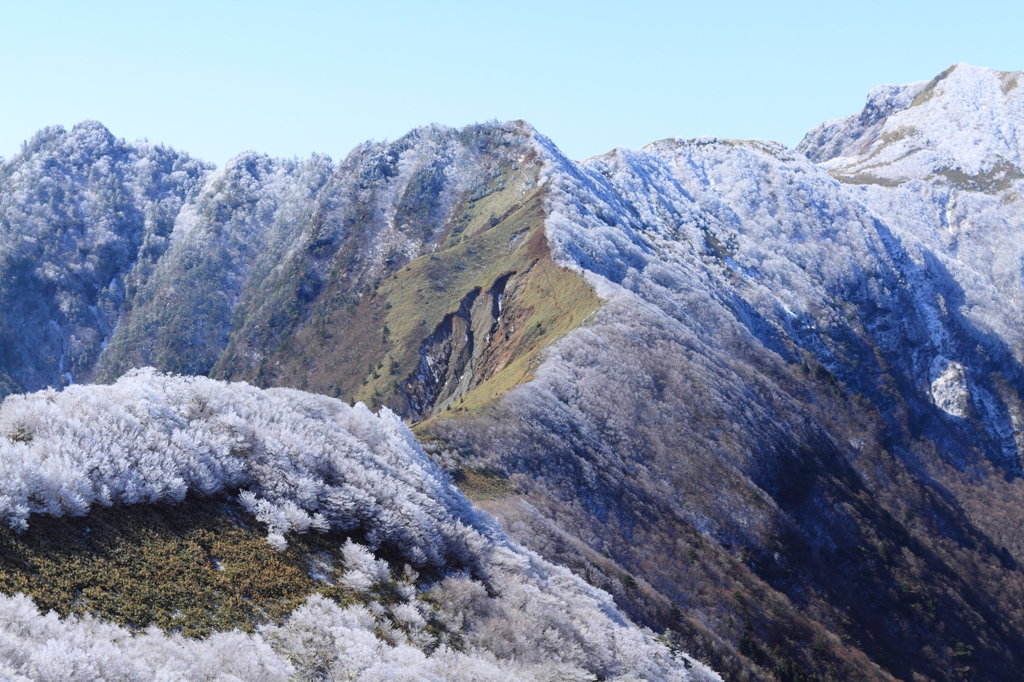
[220,133,599,418]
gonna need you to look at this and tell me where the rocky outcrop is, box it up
[404,271,516,419]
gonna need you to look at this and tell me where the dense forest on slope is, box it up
[2,63,1024,681]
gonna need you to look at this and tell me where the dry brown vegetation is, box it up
[0,495,364,637]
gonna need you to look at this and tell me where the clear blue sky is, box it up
[2,1,1022,166]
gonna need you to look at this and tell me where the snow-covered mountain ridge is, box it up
[435,64,1024,681]
[800,64,1024,185]
[3,64,1024,681]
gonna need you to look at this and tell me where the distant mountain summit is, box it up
[799,63,1024,187]
[3,65,1024,681]
[0,121,211,394]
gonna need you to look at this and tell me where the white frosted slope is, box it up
[519,68,1024,484]
[798,64,1024,185]
[0,371,718,682]
[0,368,479,565]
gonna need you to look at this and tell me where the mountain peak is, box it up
[797,63,1024,189]
[69,118,116,141]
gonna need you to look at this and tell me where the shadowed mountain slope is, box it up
[429,65,1024,681]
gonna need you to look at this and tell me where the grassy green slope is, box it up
[219,158,600,421]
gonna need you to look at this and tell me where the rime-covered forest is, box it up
[2,63,1024,681]
[0,371,715,681]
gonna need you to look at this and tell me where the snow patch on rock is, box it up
[929,357,972,418]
